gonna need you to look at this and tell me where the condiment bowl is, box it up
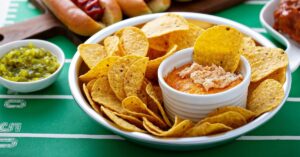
[158,48,251,121]
[260,0,300,72]
[0,39,65,93]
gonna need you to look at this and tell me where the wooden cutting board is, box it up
[0,0,246,46]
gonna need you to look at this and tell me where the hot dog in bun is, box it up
[43,0,122,36]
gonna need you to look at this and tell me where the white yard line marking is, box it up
[7,8,17,13]
[1,133,300,141]
[0,94,299,102]
[0,138,18,148]
[0,0,11,27]
[287,97,300,102]
[0,133,124,140]
[238,136,300,140]
[6,14,16,18]
[3,20,15,25]
[244,0,269,5]
[65,59,72,63]
[0,95,73,99]
[252,28,267,33]
[9,3,19,7]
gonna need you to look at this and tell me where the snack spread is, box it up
[0,43,60,82]
[78,14,288,138]
[165,62,243,94]
[274,0,300,44]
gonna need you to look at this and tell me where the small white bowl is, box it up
[158,48,251,121]
[0,39,65,93]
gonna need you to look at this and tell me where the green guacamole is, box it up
[0,43,60,82]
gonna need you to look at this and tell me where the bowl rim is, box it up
[157,47,251,98]
[0,39,65,85]
[68,12,291,147]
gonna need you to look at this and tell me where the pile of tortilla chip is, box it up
[78,13,288,138]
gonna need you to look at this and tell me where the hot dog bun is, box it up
[99,0,123,25]
[116,0,152,17]
[116,0,171,17]
[148,0,171,13]
[43,0,122,36]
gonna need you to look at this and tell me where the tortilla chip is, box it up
[83,83,101,114]
[124,57,149,97]
[187,20,214,29]
[184,122,232,137]
[243,47,288,82]
[241,37,256,55]
[193,25,243,72]
[119,27,149,56]
[169,23,204,50]
[114,28,125,37]
[248,67,287,94]
[207,106,255,122]
[143,116,193,137]
[122,96,167,128]
[104,35,122,56]
[142,13,189,38]
[146,44,178,80]
[147,49,166,60]
[79,56,120,82]
[146,83,171,126]
[142,117,164,134]
[173,115,185,126]
[268,67,287,84]
[152,85,163,103]
[199,111,247,128]
[108,56,142,101]
[114,112,144,129]
[148,35,170,52]
[91,75,122,112]
[86,79,97,92]
[135,81,148,104]
[78,44,107,69]
[247,79,284,116]
[101,106,145,132]
[146,95,160,116]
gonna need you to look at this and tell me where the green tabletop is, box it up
[1,0,300,156]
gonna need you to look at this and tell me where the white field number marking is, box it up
[0,123,22,133]
[0,122,22,149]
[4,99,27,109]
[0,138,18,148]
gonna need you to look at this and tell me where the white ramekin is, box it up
[0,39,65,93]
[158,48,251,121]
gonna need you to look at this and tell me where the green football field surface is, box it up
[1,0,300,156]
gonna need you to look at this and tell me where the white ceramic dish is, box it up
[260,0,300,72]
[0,39,65,93]
[68,12,291,150]
[158,48,251,122]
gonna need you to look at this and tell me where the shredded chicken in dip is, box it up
[178,62,243,91]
